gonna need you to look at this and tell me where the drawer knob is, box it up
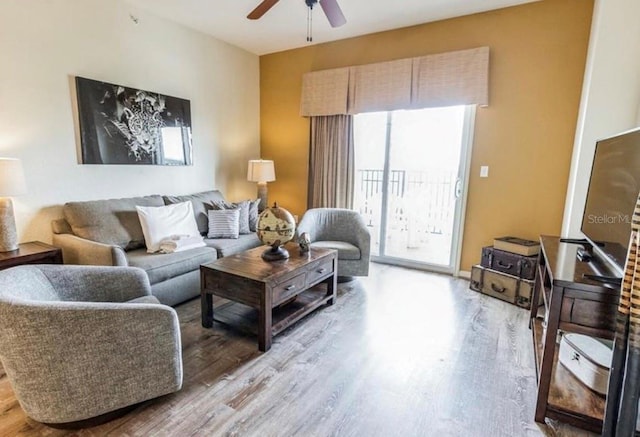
[491,283,506,293]
[285,285,296,291]
[317,268,326,274]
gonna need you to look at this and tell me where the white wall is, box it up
[561,0,640,236]
[0,0,260,243]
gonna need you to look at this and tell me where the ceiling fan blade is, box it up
[247,0,280,20]
[319,0,346,28]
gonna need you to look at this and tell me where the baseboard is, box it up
[457,270,471,279]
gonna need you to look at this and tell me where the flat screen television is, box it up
[581,127,640,276]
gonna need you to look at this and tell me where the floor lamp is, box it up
[0,158,27,252]
[247,159,275,212]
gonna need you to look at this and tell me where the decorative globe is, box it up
[257,203,296,261]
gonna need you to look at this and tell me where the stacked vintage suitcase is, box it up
[470,236,539,309]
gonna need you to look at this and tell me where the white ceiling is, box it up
[126,0,539,55]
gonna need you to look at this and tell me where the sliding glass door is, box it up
[353,106,474,273]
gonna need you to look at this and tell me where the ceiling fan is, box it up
[248,0,347,41]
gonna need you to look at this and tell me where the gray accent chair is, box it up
[0,265,182,424]
[296,208,371,278]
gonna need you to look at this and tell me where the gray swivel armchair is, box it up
[0,265,183,425]
[296,208,371,279]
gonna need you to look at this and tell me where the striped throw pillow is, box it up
[211,200,251,234]
[207,209,240,239]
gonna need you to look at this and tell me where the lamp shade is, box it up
[0,158,27,197]
[247,159,275,183]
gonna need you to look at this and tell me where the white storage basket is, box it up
[558,333,613,395]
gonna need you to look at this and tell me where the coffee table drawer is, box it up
[273,272,307,305]
[306,258,334,287]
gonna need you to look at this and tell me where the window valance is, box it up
[349,58,413,114]
[300,67,350,116]
[300,47,489,116]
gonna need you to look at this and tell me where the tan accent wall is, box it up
[260,0,593,271]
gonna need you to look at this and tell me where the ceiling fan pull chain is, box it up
[307,4,313,42]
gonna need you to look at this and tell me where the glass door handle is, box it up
[455,178,463,198]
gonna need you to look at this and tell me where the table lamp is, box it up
[247,159,275,212]
[0,158,27,252]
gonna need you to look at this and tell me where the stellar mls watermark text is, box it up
[587,214,631,224]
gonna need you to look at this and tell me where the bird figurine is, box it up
[298,232,311,255]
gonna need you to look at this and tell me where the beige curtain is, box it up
[308,115,354,209]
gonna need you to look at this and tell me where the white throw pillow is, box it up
[136,201,200,253]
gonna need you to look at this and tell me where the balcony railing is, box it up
[355,168,457,236]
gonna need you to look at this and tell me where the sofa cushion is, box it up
[310,241,361,260]
[204,234,262,258]
[163,190,225,235]
[63,195,165,250]
[126,246,217,285]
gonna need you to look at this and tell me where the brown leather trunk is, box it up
[480,246,537,280]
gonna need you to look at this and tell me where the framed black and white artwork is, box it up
[75,76,193,165]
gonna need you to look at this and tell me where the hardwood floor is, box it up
[0,263,595,436]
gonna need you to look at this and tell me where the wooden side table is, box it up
[0,241,63,271]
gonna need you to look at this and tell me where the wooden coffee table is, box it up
[200,242,337,351]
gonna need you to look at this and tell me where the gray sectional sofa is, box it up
[52,190,262,306]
